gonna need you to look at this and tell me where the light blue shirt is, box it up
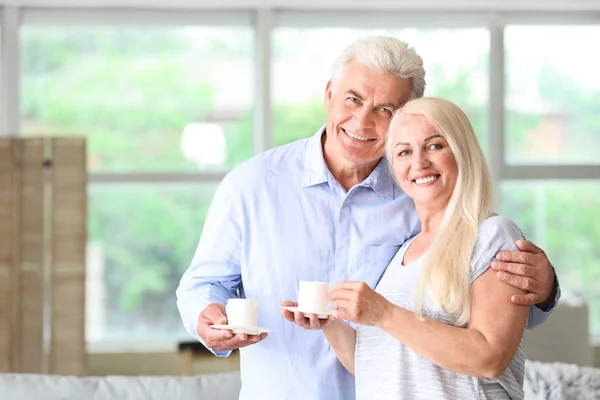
[176,127,558,400]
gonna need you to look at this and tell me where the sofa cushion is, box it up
[0,371,241,400]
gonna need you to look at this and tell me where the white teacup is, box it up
[298,281,330,313]
[226,298,259,327]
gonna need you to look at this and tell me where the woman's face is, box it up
[389,113,458,210]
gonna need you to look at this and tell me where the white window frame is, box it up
[495,13,600,184]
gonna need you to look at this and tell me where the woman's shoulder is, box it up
[470,215,526,278]
[478,214,524,241]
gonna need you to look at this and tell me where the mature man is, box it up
[177,36,559,400]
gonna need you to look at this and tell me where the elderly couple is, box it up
[177,36,560,400]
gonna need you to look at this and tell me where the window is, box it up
[20,25,254,343]
[7,11,600,345]
[499,181,600,335]
[501,25,600,337]
[271,28,489,152]
[87,184,217,342]
[505,26,600,165]
[21,27,254,172]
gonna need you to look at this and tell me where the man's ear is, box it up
[324,80,333,110]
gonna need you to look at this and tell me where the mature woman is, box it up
[286,97,529,399]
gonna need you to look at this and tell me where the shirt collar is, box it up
[301,125,396,200]
[359,157,396,200]
[302,125,330,188]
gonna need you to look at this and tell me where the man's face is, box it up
[323,60,414,168]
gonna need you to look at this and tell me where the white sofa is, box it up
[2,362,600,400]
[1,298,595,400]
[0,371,242,400]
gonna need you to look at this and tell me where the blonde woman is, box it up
[290,98,529,399]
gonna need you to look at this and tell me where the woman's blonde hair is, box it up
[385,97,493,326]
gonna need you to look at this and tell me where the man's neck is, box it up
[331,164,376,191]
[322,137,379,191]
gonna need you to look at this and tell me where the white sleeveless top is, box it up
[354,216,527,400]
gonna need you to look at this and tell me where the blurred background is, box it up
[1,0,599,376]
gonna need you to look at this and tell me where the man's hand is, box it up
[197,303,268,352]
[280,301,335,330]
[492,240,556,308]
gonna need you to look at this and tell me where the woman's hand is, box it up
[329,281,393,327]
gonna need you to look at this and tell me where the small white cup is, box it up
[298,281,330,313]
[226,298,259,327]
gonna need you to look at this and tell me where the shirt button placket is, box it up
[334,194,351,283]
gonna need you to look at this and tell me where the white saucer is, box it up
[210,325,271,335]
[281,306,333,320]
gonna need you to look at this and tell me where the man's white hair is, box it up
[331,36,426,101]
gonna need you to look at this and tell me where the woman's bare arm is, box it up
[377,268,528,378]
[322,319,357,375]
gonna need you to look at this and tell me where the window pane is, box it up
[272,28,489,153]
[499,181,600,336]
[505,26,600,165]
[21,27,254,172]
[87,184,216,342]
